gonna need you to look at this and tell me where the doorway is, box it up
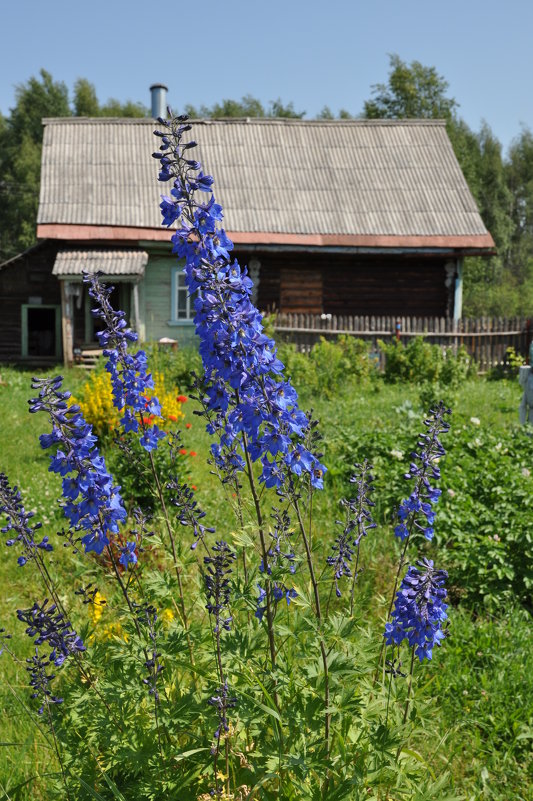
[21,304,61,360]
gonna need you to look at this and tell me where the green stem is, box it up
[293,498,330,752]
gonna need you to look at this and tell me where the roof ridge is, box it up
[42,116,448,127]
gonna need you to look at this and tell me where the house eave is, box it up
[37,224,496,256]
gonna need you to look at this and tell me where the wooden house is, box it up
[0,115,494,365]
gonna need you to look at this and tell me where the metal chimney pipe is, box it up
[149,83,168,119]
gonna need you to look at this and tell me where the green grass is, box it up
[0,366,531,799]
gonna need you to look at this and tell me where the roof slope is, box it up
[38,117,492,248]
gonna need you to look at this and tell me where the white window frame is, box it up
[170,267,196,324]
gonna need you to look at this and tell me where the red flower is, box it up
[186,423,192,429]
[168,414,178,422]
[179,448,188,456]
[189,450,197,457]
[191,485,197,491]
[177,395,188,403]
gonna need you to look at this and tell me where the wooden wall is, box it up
[0,241,61,364]
[237,250,452,318]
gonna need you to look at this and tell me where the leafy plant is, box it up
[0,117,460,800]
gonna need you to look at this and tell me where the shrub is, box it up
[72,368,184,440]
[278,335,376,398]
[379,337,473,386]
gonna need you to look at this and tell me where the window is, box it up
[170,267,196,323]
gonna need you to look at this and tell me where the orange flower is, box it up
[186,423,192,429]
[189,450,197,457]
[179,448,188,456]
[177,395,188,403]
[168,414,178,422]
[191,485,197,491]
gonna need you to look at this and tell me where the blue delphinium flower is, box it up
[208,680,237,743]
[384,558,448,662]
[29,376,127,554]
[119,541,138,569]
[26,647,64,715]
[17,599,86,667]
[152,115,326,492]
[394,402,450,543]
[204,541,236,634]
[166,478,216,550]
[0,474,53,566]
[256,507,298,620]
[327,460,376,597]
[83,272,165,452]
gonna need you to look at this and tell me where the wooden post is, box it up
[60,281,74,367]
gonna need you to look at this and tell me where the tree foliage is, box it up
[0,72,148,262]
[184,93,305,119]
[363,54,458,120]
[362,55,533,316]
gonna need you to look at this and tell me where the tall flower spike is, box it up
[327,460,376,597]
[84,272,165,452]
[394,402,450,543]
[29,376,127,554]
[153,115,326,491]
[0,473,53,567]
[17,599,86,667]
[203,540,236,634]
[384,558,448,662]
[26,647,64,715]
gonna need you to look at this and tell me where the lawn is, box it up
[0,360,531,800]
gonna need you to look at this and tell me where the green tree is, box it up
[506,128,533,279]
[0,72,147,262]
[184,94,304,119]
[73,78,100,116]
[0,70,71,261]
[363,54,458,120]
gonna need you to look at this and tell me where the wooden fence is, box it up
[273,314,532,372]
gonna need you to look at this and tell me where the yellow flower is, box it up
[160,607,175,627]
[88,591,106,625]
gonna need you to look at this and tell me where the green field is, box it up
[0,361,531,800]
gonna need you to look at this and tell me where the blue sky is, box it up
[1,0,531,155]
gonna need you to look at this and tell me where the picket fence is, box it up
[273,313,532,372]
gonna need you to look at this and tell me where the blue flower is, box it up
[119,541,138,569]
[327,461,376,596]
[384,558,448,662]
[83,273,165,454]
[29,376,127,555]
[204,541,236,634]
[17,599,86,667]
[152,115,326,491]
[394,403,450,544]
[0,473,52,568]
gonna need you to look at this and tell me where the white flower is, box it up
[470,417,481,426]
[390,449,404,460]
[522,467,531,478]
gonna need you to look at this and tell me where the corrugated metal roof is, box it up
[38,118,489,239]
[52,249,148,276]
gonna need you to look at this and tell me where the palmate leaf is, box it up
[79,773,127,801]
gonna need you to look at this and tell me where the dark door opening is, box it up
[28,307,56,356]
